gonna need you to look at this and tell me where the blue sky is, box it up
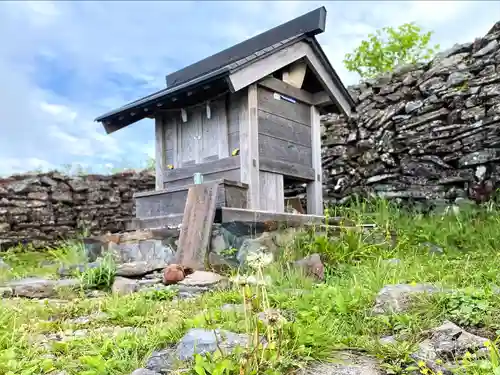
[0,1,499,175]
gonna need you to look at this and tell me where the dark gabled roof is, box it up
[165,7,326,88]
[95,6,355,134]
[95,33,306,133]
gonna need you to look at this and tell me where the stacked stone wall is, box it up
[321,21,500,205]
[0,171,155,248]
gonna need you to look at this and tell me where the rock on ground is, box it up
[116,261,166,278]
[112,276,139,295]
[7,277,80,298]
[372,283,441,314]
[293,253,325,281]
[176,328,253,361]
[145,348,176,374]
[298,351,383,375]
[413,320,488,362]
[142,328,260,374]
[130,369,160,375]
[177,271,226,288]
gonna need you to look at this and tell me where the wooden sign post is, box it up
[176,181,218,270]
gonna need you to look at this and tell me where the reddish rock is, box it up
[162,264,195,285]
[294,253,325,281]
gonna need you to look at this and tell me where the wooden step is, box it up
[134,179,248,219]
[125,214,184,231]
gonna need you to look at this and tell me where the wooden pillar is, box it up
[154,115,166,190]
[239,84,260,209]
[307,105,323,215]
[259,171,285,212]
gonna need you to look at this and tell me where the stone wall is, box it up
[321,21,500,205]
[0,170,155,248]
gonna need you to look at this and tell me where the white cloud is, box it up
[0,1,498,175]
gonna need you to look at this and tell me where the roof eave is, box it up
[306,36,357,112]
[94,68,231,133]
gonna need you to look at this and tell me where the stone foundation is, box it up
[85,223,307,271]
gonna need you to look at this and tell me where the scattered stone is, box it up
[420,242,444,255]
[379,336,397,345]
[237,232,277,266]
[58,262,100,277]
[67,312,109,325]
[412,321,488,363]
[130,369,160,375]
[116,261,165,278]
[140,328,261,374]
[293,253,325,281]
[7,278,80,298]
[383,258,402,266]
[85,289,108,298]
[298,350,382,375]
[178,271,225,287]
[111,277,138,295]
[373,284,441,314]
[176,328,257,361]
[144,348,176,374]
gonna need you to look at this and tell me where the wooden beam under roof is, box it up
[228,40,352,118]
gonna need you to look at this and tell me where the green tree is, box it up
[343,22,440,79]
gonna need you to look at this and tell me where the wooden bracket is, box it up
[282,61,307,89]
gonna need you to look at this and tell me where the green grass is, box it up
[1,199,500,374]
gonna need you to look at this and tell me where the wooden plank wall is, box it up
[227,91,245,153]
[257,87,313,168]
[161,98,229,169]
[259,171,285,212]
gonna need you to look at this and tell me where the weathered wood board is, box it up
[135,179,248,219]
[259,157,315,181]
[258,110,312,148]
[258,134,312,166]
[135,189,188,218]
[259,171,285,212]
[176,182,219,270]
[257,86,311,126]
[164,156,241,182]
[165,169,241,189]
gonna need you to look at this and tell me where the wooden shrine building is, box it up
[95,6,355,227]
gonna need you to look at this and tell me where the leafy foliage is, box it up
[4,200,500,374]
[343,22,440,78]
[78,253,116,290]
[440,291,492,327]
